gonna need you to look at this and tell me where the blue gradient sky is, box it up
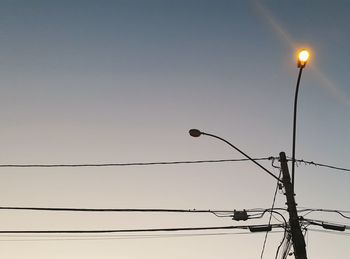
[0,1,349,258]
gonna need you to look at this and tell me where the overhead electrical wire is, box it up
[260,169,282,259]
[245,207,288,213]
[0,157,349,174]
[301,218,350,229]
[297,208,350,219]
[248,210,288,222]
[0,206,293,222]
[0,157,273,168]
[0,230,286,242]
[253,207,350,219]
[0,206,234,217]
[280,232,292,259]
[245,207,289,259]
[267,211,288,259]
[273,195,288,259]
[4,205,347,225]
[298,208,350,214]
[0,223,284,234]
[292,158,350,173]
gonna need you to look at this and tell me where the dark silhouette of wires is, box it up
[292,158,350,173]
[0,230,287,242]
[0,224,284,234]
[253,210,289,259]
[260,169,282,259]
[1,157,349,174]
[0,157,272,168]
[0,206,235,218]
[301,218,350,229]
[298,208,350,219]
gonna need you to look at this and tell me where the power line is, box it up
[0,157,272,168]
[5,205,348,223]
[0,231,286,242]
[293,158,350,173]
[280,232,292,259]
[297,207,350,213]
[298,208,350,219]
[0,224,284,234]
[271,211,288,259]
[260,169,282,259]
[1,157,349,174]
[0,206,234,216]
[0,206,291,221]
[301,218,350,230]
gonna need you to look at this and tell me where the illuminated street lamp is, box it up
[292,49,310,192]
[297,50,309,68]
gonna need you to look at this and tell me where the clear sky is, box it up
[0,0,349,258]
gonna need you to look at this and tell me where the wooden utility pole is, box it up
[279,152,307,259]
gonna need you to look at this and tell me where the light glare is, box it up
[298,50,309,62]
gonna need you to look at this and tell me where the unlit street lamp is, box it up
[188,129,281,182]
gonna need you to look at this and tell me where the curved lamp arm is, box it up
[189,129,282,183]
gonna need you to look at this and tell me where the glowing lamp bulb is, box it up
[298,50,309,63]
[297,49,310,68]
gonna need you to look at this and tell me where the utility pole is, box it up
[279,152,307,259]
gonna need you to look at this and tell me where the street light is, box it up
[292,49,310,193]
[297,50,309,68]
[189,130,307,258]
[189,129,281,182]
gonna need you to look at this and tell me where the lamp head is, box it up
[297,49,310,68]
[189,129,202,137]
